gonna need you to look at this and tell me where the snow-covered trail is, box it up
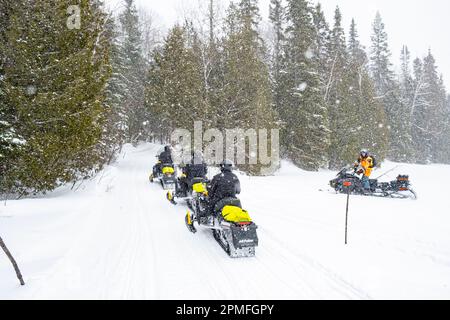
[1,143,450,299]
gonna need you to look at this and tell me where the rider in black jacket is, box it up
[158,146,173,164]
[207,160,241,216]
[153,146,173,177]
[177,152,208,196]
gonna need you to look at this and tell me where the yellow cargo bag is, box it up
[192,182,206,193]
[162,167,174,175]
[221,206,252,223]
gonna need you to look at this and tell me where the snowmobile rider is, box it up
[153,145,173,177]
[354,149,375,191]
[177,152,208,195]
[206,160,241,218]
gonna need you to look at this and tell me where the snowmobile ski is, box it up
[185,212,197,234]
[166,191,177,205]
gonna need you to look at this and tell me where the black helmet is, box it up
[164,145,171,152]
[220,160,233,173]
[360,149,369,158]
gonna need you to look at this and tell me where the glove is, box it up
[357,169,364,175]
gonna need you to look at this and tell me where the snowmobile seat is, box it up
[221,206,252,223]
[214,197,242,214]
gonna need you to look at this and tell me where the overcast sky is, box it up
[106,0,450,89]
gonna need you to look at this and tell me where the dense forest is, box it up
[1,0,449,195]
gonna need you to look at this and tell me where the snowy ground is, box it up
[1,143,450,300]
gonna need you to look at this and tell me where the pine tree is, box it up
[396,45,415,161]
[269,0,286,114]
[279,0,330,170]
[100,13,127,163]
[346,19,389,163]
[237,0,261,34]
[348,19,365,65]
[411,51,449,163]
[435,76,450,163]
[1,0,110,194]
[219,0,277,174]
[370,12,393,95]
[312,3,331,98]
[0,0,19,184]
[118,0,149,143]
[370,12,409,161]
[184,18,220,131]
[146,25,209,139]
[326,7,357,168]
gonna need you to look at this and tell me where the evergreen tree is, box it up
[325,14,388,168]
[0,0,18,182]
[146,25,209,139]
[117,0,149,143]
[312,3,331,98]
[1,0,110,194]
[346,19,389,163]
[396,45,415,161]
[370,12,409,161]
[101,13,127,163]
[327,7,356,168]
[269,0,286,114]
[237,0,261,34]
[370,12,393,95]
[184,19,220,130]
[348,19,365,65]
[220,0,277,174]
[279,0,330,170]
[411,51,449,163]
[435,76,450,163]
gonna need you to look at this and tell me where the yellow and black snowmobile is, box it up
[149,162,177,190]
[185,197,259,258]
[166,176,208,209]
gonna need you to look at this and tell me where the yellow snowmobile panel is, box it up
[221,206,252,223]
[192,182,206,193]
[162,166,175,175]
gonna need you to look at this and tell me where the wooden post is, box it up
[345,189,350,245]
[0,235,25,286]
[343,180,352,245]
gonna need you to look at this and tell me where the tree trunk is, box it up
[0,235,25,286]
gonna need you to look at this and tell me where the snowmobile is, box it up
[166,177,209,209]
[329,166,417,200]
[149,163,177,190]
[185,197,259,258]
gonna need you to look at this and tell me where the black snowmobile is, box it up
[185,197,259,258]
[330,166,417,200]
[149,162,177,190]
[166,176,209,209]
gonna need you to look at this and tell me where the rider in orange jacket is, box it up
[354,149,375,191]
